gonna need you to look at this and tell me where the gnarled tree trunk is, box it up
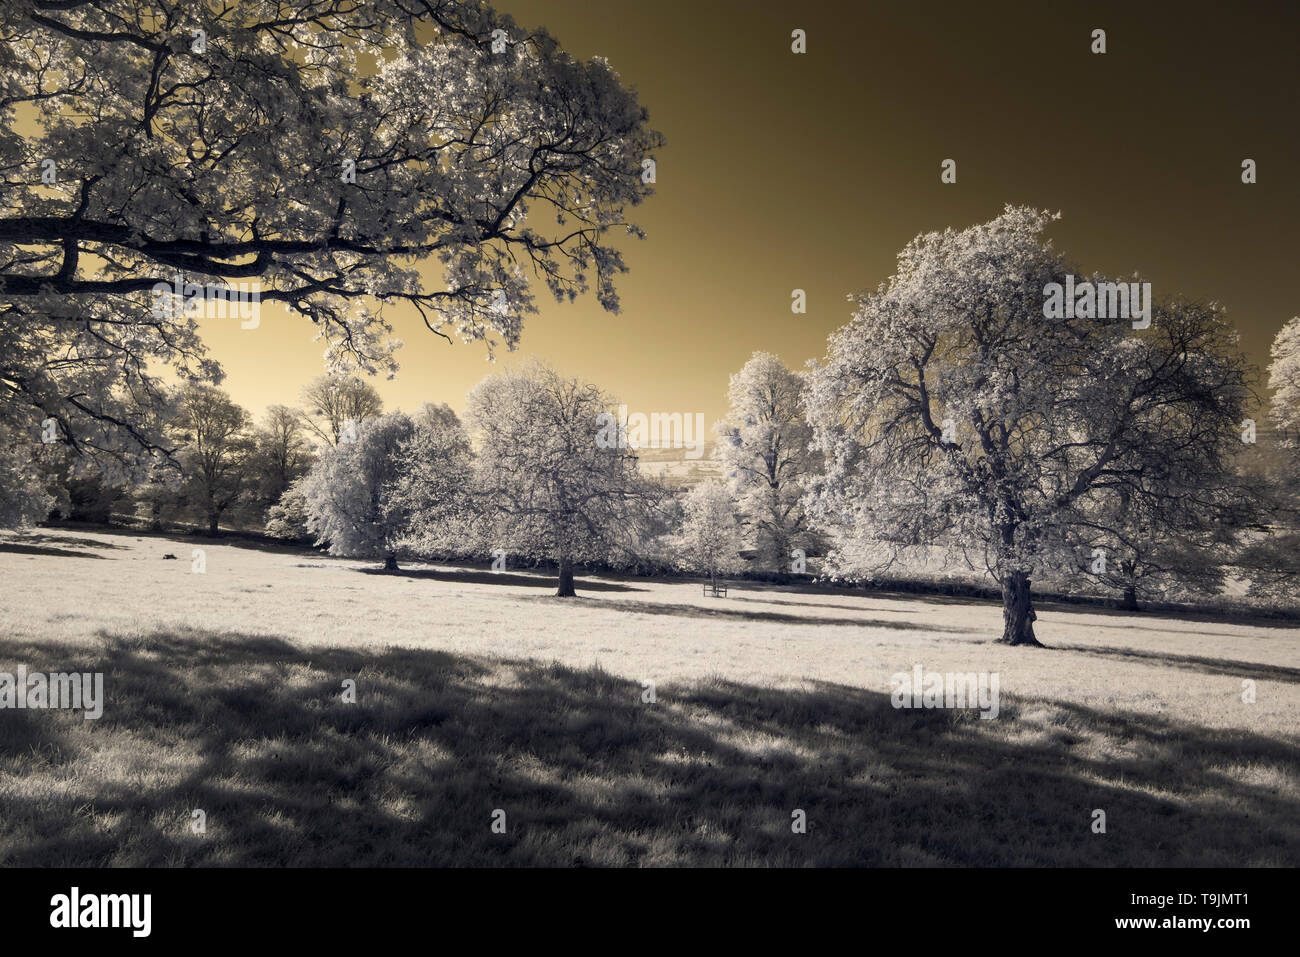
[998,571,1044,646]
[384,551,398,571]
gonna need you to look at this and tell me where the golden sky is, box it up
[196,0,1300,427]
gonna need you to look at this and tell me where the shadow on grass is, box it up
[581,597,977,633]
[20,533,127,550]
[729,596,919,615]
[0,542,109,559]
[37,521,321,556]
[1,628,1295,867]
[358,567,646,593]
[1051,643,1300,685]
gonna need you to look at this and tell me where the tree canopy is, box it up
[805,206,1254,645]
[0,0,662,466]
[465,361,660,596]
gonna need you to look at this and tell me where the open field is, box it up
[1,526,1297,866]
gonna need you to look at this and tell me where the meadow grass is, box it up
[1,528,1296,866]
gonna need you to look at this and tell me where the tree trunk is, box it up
[997,572,1044,646]
[384,552,398,571]
[1119,584,1139,611]
[150,501,163,532]
[770,530,790,577]
[207,512,219,536]
[556,556,576,597]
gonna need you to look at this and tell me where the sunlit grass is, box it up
[0,528,1296,866]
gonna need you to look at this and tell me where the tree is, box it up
[716,351,820,573]
[413,401,464,434]
[1266,316,1300,440]
[248,405,314,512]
[805,206,1252,646]
[675,480,745,590]
[1065,479,1252,611]
[0,0,662,462]
[265,480,313,543]
[300,376,384,448]
[300,411,414,569]
[172,385,253,536]
[0,422,54,528]
[1239,316,1300,601]
[61,472,128,524]
[466,362,659,596]
[388,406,477,559]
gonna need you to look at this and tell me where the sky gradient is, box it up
[196,0,1300,427]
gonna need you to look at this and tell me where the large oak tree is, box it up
[805,207,1252,646]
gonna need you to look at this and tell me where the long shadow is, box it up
[358,567,645,593]
[1042,616,1300,640]
[36,522,323,557]
[1051,643,1300,684]
[583,597,978,633]
[5,628,1294,866]
[11,533,127,551]
[1030,597,1300,632]
[729,595,918,615]
[766,575,1300,632]
[0,541,108,559]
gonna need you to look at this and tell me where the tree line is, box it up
[4,208,1299,646]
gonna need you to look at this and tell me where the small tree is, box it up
[248,405,314,515]
[300,411,413,569]
[388,407,477,559]
[1239,316,1300,601]
[172,385,253,536]
[265,481,314,543]
[676,480,745,590]
[716,351,821,573]
[466,362,659,596]
[1064,480,1251,610]
[1266,316,1300,440]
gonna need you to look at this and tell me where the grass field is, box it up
[1,526,1297,866]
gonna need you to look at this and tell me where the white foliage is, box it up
[715,352,820,572]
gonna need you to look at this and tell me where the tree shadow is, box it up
[0,540,109,559]
[583,597,977,633]
[1029,596,1300,632]
[1050,643,1300,684]
[359,566,645,593]
[729,595,918,615]
[2,628,1293,866]
[18,533,127,550]
[36,522,321,556]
